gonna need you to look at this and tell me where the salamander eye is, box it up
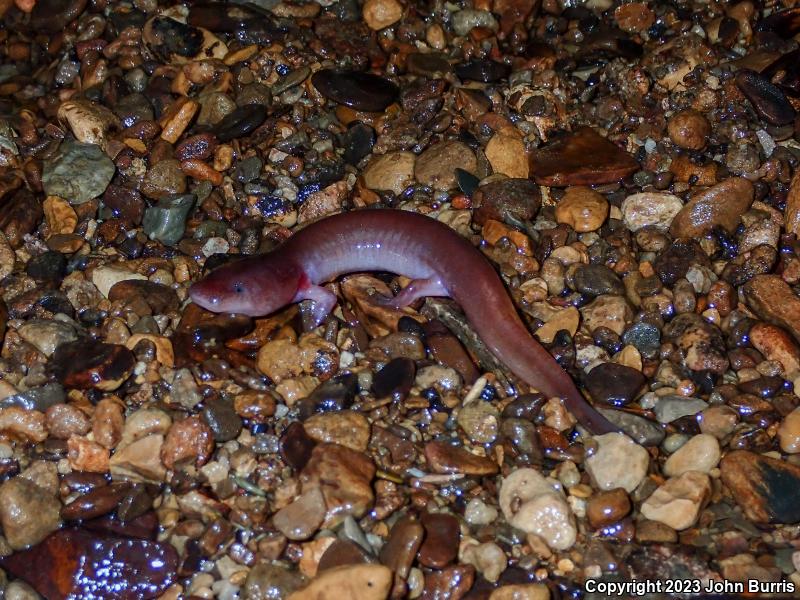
[233,282,244,294]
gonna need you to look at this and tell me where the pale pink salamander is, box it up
[189,209,618,434]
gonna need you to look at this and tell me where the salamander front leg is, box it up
[294,284,338,328]
[375,277,449,310]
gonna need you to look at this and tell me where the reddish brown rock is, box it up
[529,127,639,186]
[744,275,800,342]
[720,450,800,524]
[417,512,460,568]
[0,528,177,599]
[424,440,499,475]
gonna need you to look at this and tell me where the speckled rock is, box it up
[621,192,683,232]
[721,451,800,523]
[42,141,115,205]
[580,295,633,336]
[362,151,416,195]
[414,141,477,190]
[0,477,61,550]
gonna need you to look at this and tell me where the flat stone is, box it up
[652,395,708,423]
[303,410,370,452]
[669,177,754,238]
[424,440,499,475]
[529,127,639,186]
[417,512,459,568]
[744,275,800,342]
[311,69,399,112]
[640,471,711,530]
[720,450,800,524]
[379,516,424,579]
[287,564,392,600]
[362,151,416,195]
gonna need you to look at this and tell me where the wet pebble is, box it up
[586,488,631,528]
[585,432,649,492]
[530,126,639,186]
[574,264,624,297]
[720,450,800,523]
[555,186,609,232]
[51,340,135,391]
[663,433,720,476]
[670,177,754,238]
[585,362,645,405]
[42,141,115,205]
[211,104,268,142]
[652,395,708,423]
[640,471,711,530]
[311,69,399,112]
[0,477,61,550]
[417,512,459,568]
[498,467,576,550]
[424,440,499,475]
[454,59,510,83]
[735,69,796,125]
[667,109,711,150]
[415,141,477,191]
[621,192,683,232]
[362,151,416,195]
[142,194,195,246]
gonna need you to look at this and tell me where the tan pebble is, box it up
[67,436,110,473]
[489,584,550,600]
[534,307,579,344]
[580,295,632,336]
[213,144,234,171]
[362,0,403,30]
[749,322,800,378]
[362,151,416,195]
[159,98,199,144]
[614,345,642,371]
[614,2,655,32]
[299,537,336,578]
[426,23,446,49]
[555,186,609,232]
[45,403,91,439]
[161,415,214,469]
[663,433,720,476]
[57,98,120,147]
[93,397,125,449]
[485,133,528,179]
[415,141,477,191]
[667,109,711,150]
[778,407,800,454]
[109,434,167,482]
[43,196,78,236]
[180,159,223,185]
[585,432,648,493]
[640,471,711,530]
[304,411,371,452]
[275,376,318,406]
[698,405,738,439]
[0,407,47,443]
[91,265,147,298]
[620,192,682,232]
[287,564,392,600]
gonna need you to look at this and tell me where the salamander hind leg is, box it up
[294,283,338,328]
[373,277,449,310]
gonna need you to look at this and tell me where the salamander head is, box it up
[189,255,303,317]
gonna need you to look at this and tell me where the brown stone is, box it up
[529,127,639,186]
[720,450,800,524]
[417,512,460,568]
[669,177,754,238]
[586,488,632,528]
[424,440,498,475]
[744,275,800,342]
[379,516,424,579]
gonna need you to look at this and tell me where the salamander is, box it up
[189,208,619,435]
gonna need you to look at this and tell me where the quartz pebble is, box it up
[585,432,649,493]
[621,192,683,232]
[663,434,720,476]
[499,468,577,550]
[640,471,711,530]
